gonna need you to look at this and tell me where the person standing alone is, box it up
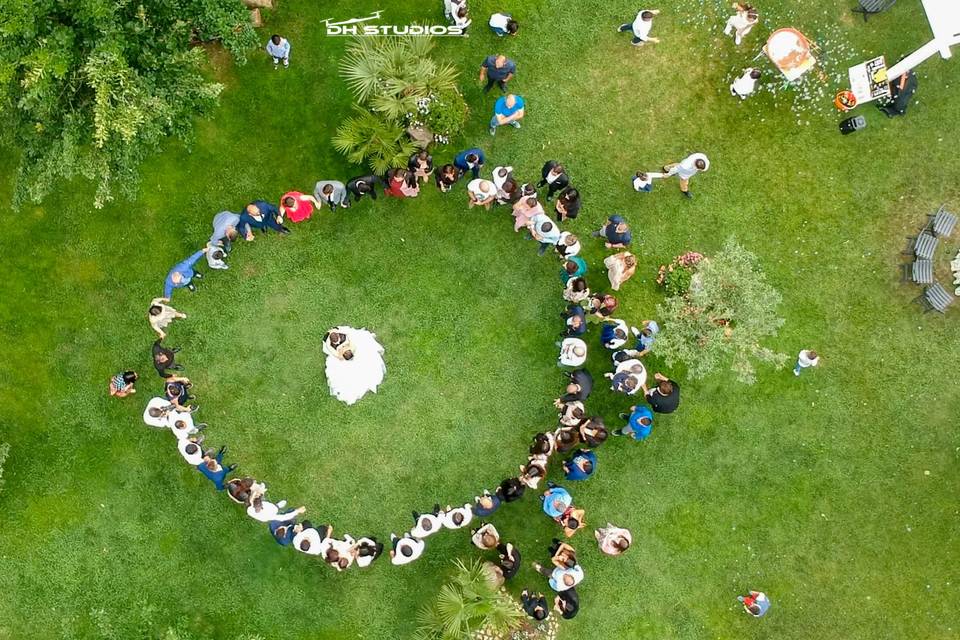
[266,35,290,68]
[490,94,525,136]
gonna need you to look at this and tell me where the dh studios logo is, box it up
[322,10,464,36]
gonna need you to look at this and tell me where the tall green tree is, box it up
[0,0,258,208]
[655,238,788,384]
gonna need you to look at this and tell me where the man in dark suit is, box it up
[537,160,569,200]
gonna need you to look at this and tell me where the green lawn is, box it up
[1,0,959,638]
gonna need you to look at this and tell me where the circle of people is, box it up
[104,2,793,625]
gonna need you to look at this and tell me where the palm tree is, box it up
[414,559,524,640]
[339,36,460,122]
[332,106,418,174]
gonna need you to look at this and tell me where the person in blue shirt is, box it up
[563,449,597,481]
[489,93,525,136]
[634,320,660,356]
[238,200,289,240]
[268,513,301,546]
[591,214,632,248]
[473,490,502,517]
[164,249,206,299]
[614,404,654,440]
[454,148,486,179]
[561,303,586,337]
[541,484,573,518]
[196,446,236,490]
[561,256,587,284]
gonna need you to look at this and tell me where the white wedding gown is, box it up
[324,326,386,405]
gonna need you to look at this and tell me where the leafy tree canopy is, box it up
[0,0,258,208]
[655,238,788,384]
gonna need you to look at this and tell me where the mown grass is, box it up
[1,0,959,638]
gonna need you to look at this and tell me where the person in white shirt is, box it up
[602,318,631,350]
[559,338,588,367]
[444,0,466,21]
[468,179,497,210]
[354,537,383,568]
[632,170,665,193]
[452,4,471,31]
[489,12,518,36]
[143,397,174,428]
[166,410,203,441]
[665,152,709,198]
[411,507,443,539]
[563,277,590,304]
[325,535,359,571]
[247,496,304,523]
[205,243,228,270]
[441,504,474,529]
[293,522,332,556]
[177,438,205,465]
[723,3,759,46]
[731,68,761,99]
[492,166,513,197]
[793,349,820,376]
[265,35,290,68]
[471,522,500,550]
[555,232,581,258]
[618,9,661,46]
[390,533,426,565]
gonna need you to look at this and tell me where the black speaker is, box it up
[839,116,866,135]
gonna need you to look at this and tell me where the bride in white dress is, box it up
[323,326,386,405]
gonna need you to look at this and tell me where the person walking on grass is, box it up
[480,54,516,93]
[149,298,186,339]
[266,35,290,68]
[197,446,237,491]
[561,256,587,284]
[618,9,661,46]
[209,210,240,252]
[664,152,709,199]
[793,349,820,376]
[489,93,525,136]
[595,524,632,556]
[643,372,680,413]
[731,68,761,99]
[164,249,206,299]
[632,170,666,193]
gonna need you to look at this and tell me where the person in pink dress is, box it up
[279,191,319,223]
[512,196,544,232]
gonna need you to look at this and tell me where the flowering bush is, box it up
[406,89,469,146]
[657,251,705,297]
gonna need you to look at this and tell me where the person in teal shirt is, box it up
[561,256,587,284]
[489,93,525,135]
